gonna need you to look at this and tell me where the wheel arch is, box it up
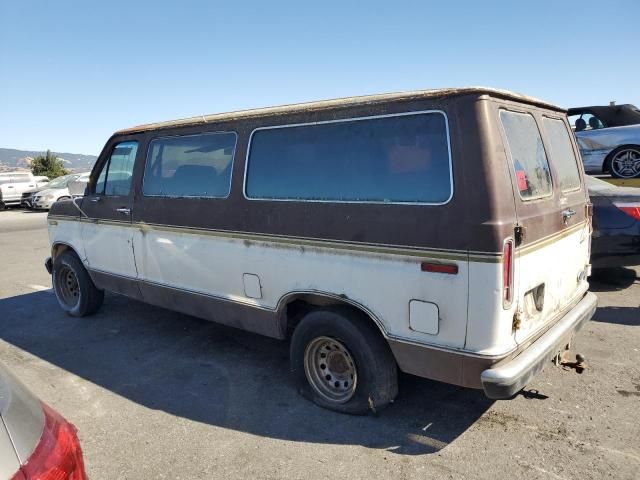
[51,241,81,262]
[276,290,389,340]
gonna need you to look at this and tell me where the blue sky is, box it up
[1,0,638,155]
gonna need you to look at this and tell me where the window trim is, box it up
[142,131,238,199]
[498,109,554,202]
[242,110,454,205]
[541,115,582,194]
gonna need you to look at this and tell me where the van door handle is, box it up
[116,208,131,216]
[562,208,576,224]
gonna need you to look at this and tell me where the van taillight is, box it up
[503,239,514,308]
[11,403,87,480]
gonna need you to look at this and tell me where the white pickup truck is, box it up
[0,172,49,208]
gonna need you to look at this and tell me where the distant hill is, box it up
[0,147,97,173]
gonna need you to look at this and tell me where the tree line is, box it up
[31,150,69,179]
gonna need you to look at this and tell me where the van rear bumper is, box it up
[480,292,597,399]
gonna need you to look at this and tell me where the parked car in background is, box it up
[568,104,640,178]
[0,173,49,209]
[586,175,640,267]
[21,185,50,209]
[32,172,90,210]
[0,362,87,480]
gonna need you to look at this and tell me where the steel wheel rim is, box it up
[304,336,357,404]
[611,148,640,178]
[56,265,80,307]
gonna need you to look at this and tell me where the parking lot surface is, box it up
[1,209,639,479]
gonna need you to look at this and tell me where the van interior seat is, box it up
[167,164,223,196]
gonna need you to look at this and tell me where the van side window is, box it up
[95,141,138,196]
[245,112,452,204]
[143,132,237,198]
[500,111,552,200]
[542,118,581,192]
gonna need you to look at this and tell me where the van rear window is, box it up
[143,132,237,198]
[500,111,552,200]
[542,118,581,192]
[245,112,452,204]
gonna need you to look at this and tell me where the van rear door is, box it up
[498,108,590,344]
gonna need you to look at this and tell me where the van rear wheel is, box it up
[52,251,104,317]
[290,307,398,415]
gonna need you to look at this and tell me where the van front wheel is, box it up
[290,307,398,415]
[52,251,104,317]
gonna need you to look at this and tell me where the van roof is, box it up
[116,87,564,135]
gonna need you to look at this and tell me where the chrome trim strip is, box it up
[242,110,455,206]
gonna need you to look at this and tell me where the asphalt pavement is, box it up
[0,209,638,479]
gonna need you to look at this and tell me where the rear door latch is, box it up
[562,209,576,225]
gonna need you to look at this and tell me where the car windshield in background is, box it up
[47,174,78,189]
[500,110,553,200]
[568,113,606,131]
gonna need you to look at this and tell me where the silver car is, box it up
[32,172,90,210]
[0,362,86,479]
[568,104,640,178]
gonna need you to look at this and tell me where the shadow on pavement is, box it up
[592,306,640,326]
[0,291,493,456]
[589,267,638,292]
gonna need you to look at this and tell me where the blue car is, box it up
[587,176,640,267]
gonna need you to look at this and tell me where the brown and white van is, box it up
[45,88,597,414]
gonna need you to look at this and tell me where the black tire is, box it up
[52,250,104,317]
[290,307,398,415]
[607,145,640,179]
